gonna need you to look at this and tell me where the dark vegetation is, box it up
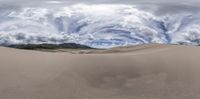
[7,43,93,50]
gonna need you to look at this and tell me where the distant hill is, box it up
[7,43,93,50]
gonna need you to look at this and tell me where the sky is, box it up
[0,0,200,47]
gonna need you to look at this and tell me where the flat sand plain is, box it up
[0,44,200,99]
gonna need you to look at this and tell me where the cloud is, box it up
[0,0,200,6]
[0,0,199,15]
[154,4,200,16]
[46,0,62,4]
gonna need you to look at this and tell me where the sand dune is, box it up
[0,44,200,99]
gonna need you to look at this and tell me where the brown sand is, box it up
[0,44,200,99]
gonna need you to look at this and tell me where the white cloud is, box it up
[46,0,62,4]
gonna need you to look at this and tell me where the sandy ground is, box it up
[0,44,200,99]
